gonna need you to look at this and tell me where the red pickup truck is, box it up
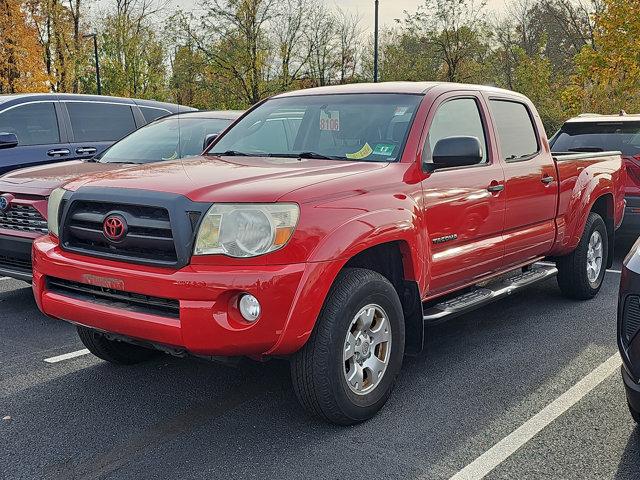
[32,82,625,424]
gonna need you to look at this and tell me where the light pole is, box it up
[83,33,101,95]
[374,0,379,83]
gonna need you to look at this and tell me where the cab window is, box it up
[490,100,539,161]
[425,98,488,164]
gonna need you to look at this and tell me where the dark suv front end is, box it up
[618,238,640,421]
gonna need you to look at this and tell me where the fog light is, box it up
[239,294,260,322]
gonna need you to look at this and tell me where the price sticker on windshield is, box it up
[320,110,340,131]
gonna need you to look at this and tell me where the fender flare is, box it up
[268,208,429,355]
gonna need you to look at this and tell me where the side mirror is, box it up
[0,132,18,149]
[427,136,483,171]
[203,133,219,151]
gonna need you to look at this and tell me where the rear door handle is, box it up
[541,175,555,185]
[47,149,70,157]
[75,147,97,155]
[487,183,505,193]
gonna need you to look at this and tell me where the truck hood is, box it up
[0,160,127,197]
[64,156,389,203]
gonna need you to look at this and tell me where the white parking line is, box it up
[44,349,90,364]
[447,352,622,480]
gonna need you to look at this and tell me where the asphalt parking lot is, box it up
[2,239,640,480]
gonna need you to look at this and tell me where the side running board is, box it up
[422,264,558,325]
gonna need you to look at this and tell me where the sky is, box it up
[338,0,509,31]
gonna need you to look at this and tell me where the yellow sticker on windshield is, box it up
[346,143,373,160]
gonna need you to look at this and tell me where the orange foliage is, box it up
[0,0,49,93]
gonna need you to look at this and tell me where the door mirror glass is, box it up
[430,136,483,170]
[203,133,219,151]
[0,132,18,149]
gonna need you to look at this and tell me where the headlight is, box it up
[194,203,299,257]
[47,187,67,237]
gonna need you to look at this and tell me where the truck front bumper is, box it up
[0,234,34,282]
[33,236,339,357]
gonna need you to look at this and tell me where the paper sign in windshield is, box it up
[373,143,396,156]
[320,110,340,131]
[346,143,373,160]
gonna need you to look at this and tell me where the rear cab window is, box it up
[551,121,640,157]
[0,102,60,146]
[66,101,137,142]
[489,99,539,161]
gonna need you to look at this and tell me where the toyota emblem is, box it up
[103,214,127,242]
[0,193,13,213]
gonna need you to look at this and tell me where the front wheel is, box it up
[290,268,405,425]
[77,326,160,365]
[557,212,608,300]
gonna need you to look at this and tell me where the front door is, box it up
[420,93,506,296]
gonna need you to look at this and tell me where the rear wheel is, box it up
[77,326,159,365]
[290,268,405,425]
[557,212,608,300]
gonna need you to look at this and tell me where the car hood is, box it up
[64,156,389,203]
[0,161,128,197]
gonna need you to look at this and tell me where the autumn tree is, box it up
[0,0,49,93]
[566,0,640,113]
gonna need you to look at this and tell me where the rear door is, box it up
[0,101,70,174]
[487,97,557,267]
[63,101,139,160]
[420,92,506,294]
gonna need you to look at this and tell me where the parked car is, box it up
[32,82,625,425]
[0,93,195,176]
[0,110,241,281]
[550,113,640,234]
[618,238,640,422]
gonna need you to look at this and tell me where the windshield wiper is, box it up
[209,150,252,157]
[269,152,345,160]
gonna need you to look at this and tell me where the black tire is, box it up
[290,268,405,425]
[77,326,160,365]
[627,401,640,423]
[557,212,608,300]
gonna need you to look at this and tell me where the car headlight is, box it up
[194,203,299,257]
[47,187,67,237]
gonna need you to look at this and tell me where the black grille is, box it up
[0,253,31,272]
[62,201,178,265]
[0,204,47,234]
[623,295,640,345]
[46,276,180,319]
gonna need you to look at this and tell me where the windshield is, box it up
[99,117,233,164]
[551,121,640,156]
[208,93,422,162]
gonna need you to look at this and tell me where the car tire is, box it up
[628,402,640,423]
[290,268,405,425]
[77,326,160,365]
[557,212,608,300]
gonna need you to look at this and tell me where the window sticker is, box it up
[346,143,373,160]
[320,110,340,131]
[373,143,396,156]
[394,106,409,116]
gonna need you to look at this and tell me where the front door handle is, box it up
[76,147,97,155]
[487,183,505,193]
[541,175,555,185]
[47,148,70,157]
